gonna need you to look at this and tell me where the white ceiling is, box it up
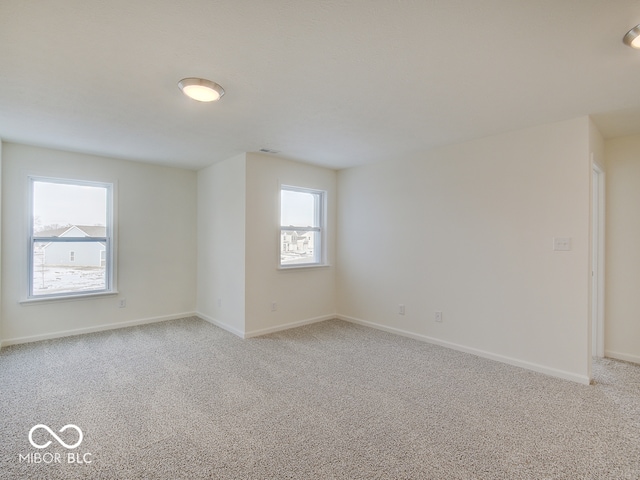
[1,0,640,170]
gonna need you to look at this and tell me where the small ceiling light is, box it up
[178,78,225,102]
[623,24,640,49]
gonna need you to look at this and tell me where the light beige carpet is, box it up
[1,317,639,479]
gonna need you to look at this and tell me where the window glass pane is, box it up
[33,181,107,235]
[281,190,316,227]
[280,230,318,266]
[32,242,106,296]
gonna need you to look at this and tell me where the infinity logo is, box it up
[28,424,83,450]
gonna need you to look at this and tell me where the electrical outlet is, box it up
[271,301,277,312]
[398,304,405,315]
[118,298,126,308]
[435,311,442,322]
[217,298,222,308]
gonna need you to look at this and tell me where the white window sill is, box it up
[20,291,118,305]
[278,264,331,271]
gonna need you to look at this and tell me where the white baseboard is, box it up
[243,314,335,338]
[196,312,334,338]
[1,308,594,386]
[195,312,245,338]
[605,350,640,365]
[337,314,591,385]
[0,311,197,347]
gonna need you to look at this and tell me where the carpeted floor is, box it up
[0,317,639,479]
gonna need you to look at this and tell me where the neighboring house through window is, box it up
[280,185,326,268]
[29,177,114,299]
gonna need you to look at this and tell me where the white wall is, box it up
[1,143,197,344]
[244,153,337,336]
[196,153,246,336]
[1,119,596,385]
[336,117,592,383]
[604,134,640,364]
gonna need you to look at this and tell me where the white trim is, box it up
[0,311,196,347]
[605,350,640,365]
[196,312,245,338]
[0,140,2,349]
[277,263,332,271]
[337,314,591,385]
[591,162,605,358]
[27,175,117,300]
[20,291,118,305]
[279,184,327,269]
[244,314,334,338]
[196,313,334,338]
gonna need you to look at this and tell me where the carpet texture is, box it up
[0,317,639,479]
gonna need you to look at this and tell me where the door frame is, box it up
[592,161,605,358]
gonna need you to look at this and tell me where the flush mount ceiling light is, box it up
[623,24,640,49]
[178,78,225,102]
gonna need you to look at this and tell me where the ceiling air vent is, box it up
[259,148,280,154]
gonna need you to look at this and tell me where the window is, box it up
[280,186,325,268]
[29,177,114,299]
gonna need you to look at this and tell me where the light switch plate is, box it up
[553,237,571,251]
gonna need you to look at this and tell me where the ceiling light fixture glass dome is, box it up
[623,24,640,49]
[178,78,225,102]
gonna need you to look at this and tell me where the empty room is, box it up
[1,1,640,478]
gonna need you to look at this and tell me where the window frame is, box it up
[27,176,115,300]
[279,185,327,269]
